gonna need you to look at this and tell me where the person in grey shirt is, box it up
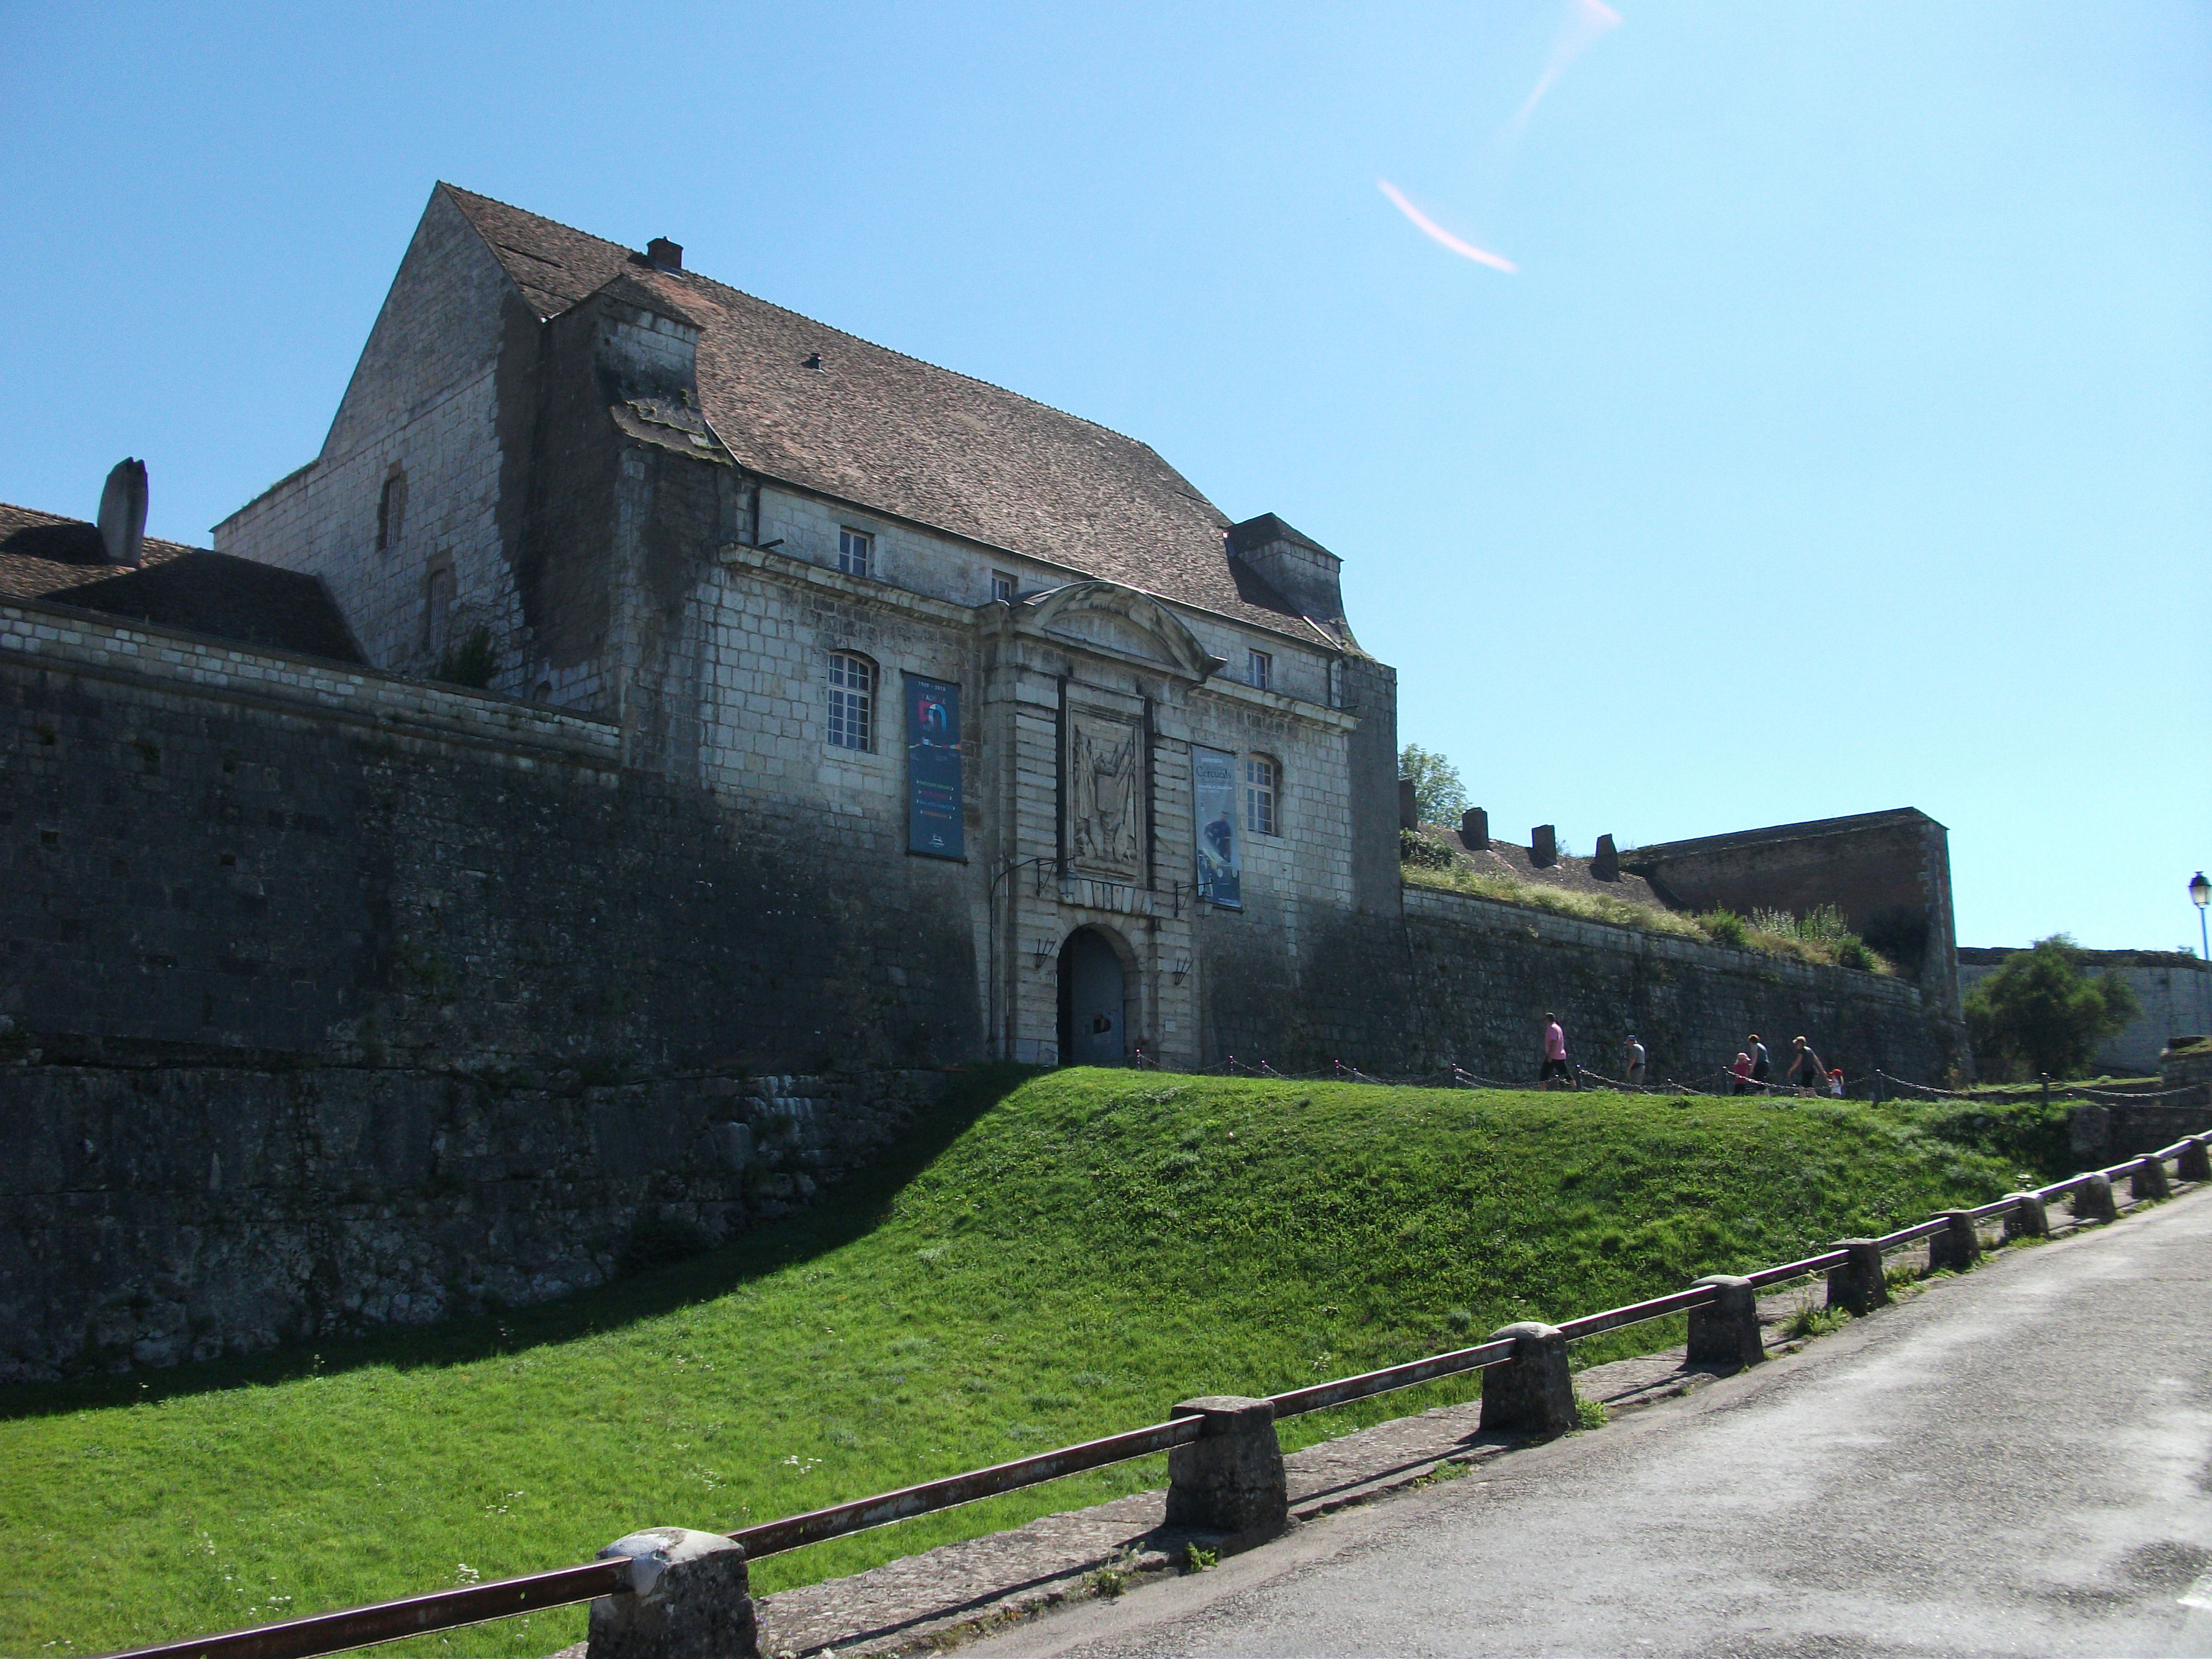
[1623,1035,1647,1087]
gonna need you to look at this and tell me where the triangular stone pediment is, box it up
[1025,581,1221,680]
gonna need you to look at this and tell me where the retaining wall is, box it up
[0,1061,943,1381]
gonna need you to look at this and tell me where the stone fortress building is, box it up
[0,184,1977,1374]
[210,184,1401,1074]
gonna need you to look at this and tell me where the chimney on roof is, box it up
[1593,834,1619,880]
[1531,825,1557,868]
[97,458,148,567]
[1227,514,1347,632]
[1460,807,1489,851]
[646,237,683,271]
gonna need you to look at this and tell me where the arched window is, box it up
[377,469,408,551]
[1244,754,1279,837]
[826,651,876,750]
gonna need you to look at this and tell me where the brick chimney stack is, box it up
[646,237,684,271]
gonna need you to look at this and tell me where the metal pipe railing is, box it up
[1268,1337,1519,1418]
[103,1559,632,1659]
[729,1416,1204,1559]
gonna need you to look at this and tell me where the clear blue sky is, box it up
[2,2,2205,953]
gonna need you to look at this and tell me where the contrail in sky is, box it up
[1506,0,1622,139]
[1375,179,1517,273]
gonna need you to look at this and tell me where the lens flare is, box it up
[1376,179,1517,273]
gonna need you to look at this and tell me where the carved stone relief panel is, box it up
[1066,705,1145,880]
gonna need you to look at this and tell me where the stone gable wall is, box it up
[217,191,529,690]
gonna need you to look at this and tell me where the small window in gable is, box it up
[1245,755,1279,837]
[1247,649,1272,691]
[991,570,1016,604]
[377,471,408,551]
[826,650,876,751]
[838,528,873,579]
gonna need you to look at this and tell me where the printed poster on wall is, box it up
[904,675,964,859]
[1193,745,1241,908]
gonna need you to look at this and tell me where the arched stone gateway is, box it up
[1058,926,1130,1067]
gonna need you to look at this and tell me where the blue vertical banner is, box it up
[905,675,964,859]
[1193,746,1241,907]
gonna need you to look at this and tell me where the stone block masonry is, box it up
[1199,884,1955,1084]
[0,600,978,1073]
[0,1060,943,1381]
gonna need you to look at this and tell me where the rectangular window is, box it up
[827,651,874,750]
[422,565,453,654]
[1248,649,1272,691]
[377,474,407,551]
[1245,755,1277,837]
[991,570,1016,604]
[838,528,873,578]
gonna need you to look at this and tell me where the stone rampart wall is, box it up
[1199,884,1957,1086]
[0,1061,943,1381]
[0,599,979,1073]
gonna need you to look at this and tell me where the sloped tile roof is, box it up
[0,503,363,664]
[439,184,1324,643]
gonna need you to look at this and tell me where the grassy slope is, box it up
[0,1071,2021,1655]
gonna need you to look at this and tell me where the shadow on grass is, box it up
[0,1063,1039,1422]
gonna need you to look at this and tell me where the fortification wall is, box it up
[0,599,979,1073]
[1198,885,1955,1086]
[0,1061,942,1381]
[1958,948,2212,1077]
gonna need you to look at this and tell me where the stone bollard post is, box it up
[2131,1155,2172,1203]
[1824,1239,1890,1316]
[1927,1210,1982,1272]
[2072,1172,2119,1225]
[2178,1136,2212,1184]
[587,1528,756,1659]
[1686,1275,1764,1368]
[2003,1193,2048,1240]
[1478,1322,1576,1437]
[1164,1396,1288,1540]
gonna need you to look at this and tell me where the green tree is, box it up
[1964,935,2141,1081]
[1399,744,1467,826]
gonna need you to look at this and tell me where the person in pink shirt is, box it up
[1540,1012,1573,1089]
[1731,1051,1753,1094]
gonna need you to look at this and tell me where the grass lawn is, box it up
[0,1070,2025,1655]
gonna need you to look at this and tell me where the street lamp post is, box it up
[2193,872,2210,1035]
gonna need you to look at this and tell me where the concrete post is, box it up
[2003,1193,2048,1240]
[1824,1239,1891,1316]
[2072,1172,2119,1225]
[1478,1322,1575,1437]
[1685,1275,1764,1368]
[2131,1155,2172,1203]
[1164,1396,1287,1539]
[2178,1136,2212,1184]
[1927,1210,1982,1272]
[587,1528,756,1659]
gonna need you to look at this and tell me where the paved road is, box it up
[973,1188,2212,1658]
